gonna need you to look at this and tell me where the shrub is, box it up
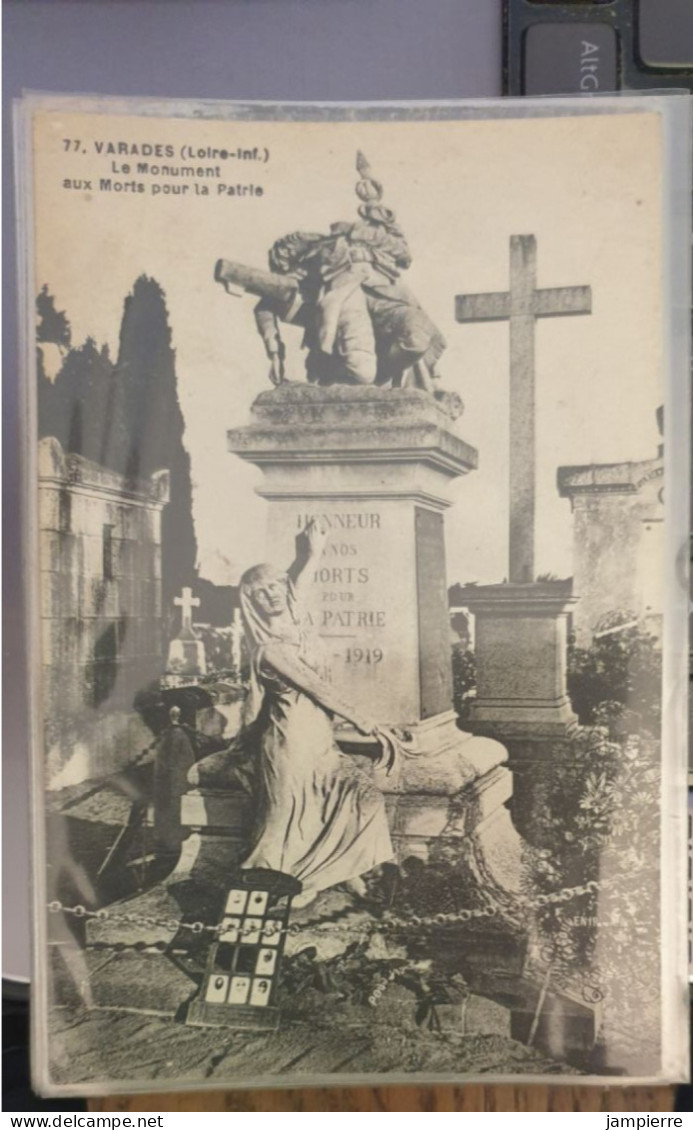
[452,643,476,722]
[567,609,661,735]
[524,724,660,1055]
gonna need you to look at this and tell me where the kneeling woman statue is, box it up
[215,519,394,909]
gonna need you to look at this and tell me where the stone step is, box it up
[91,950,200,1018]
[49,943,200,1018]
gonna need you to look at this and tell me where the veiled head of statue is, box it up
[240,564,290,621]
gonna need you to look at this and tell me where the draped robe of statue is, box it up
[237,566,393,896]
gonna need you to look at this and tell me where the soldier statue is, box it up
[215,152,454,403]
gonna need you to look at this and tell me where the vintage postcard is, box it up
[20,95,689,1092]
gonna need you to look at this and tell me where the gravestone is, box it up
[164,586,207,683]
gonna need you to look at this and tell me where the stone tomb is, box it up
[227,383,520,881]
[38,436,170,788]
[557,422,664,646]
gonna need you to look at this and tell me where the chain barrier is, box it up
[46,875,615,946]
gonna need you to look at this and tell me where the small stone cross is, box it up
[174,586,200,635]
[456,234,592,583]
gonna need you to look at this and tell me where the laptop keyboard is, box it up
[505,0,693,94]
[639,0,693,68]
[523,21,617,94]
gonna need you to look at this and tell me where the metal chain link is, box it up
[46,874,618,945]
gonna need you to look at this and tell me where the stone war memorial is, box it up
[213,153,521,905]
[37,119,669,1088]
[225,383,516,875]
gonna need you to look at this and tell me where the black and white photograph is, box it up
[22,96,688,1092]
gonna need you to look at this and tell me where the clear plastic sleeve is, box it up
[15,91,691,1094]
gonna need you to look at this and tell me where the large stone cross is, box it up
[456,234,591,582]
[174,586,200,635]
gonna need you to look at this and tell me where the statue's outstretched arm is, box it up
[287,517,327,597]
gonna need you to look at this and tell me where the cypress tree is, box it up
[36,286,71,442]
[36,278,198,621]
[113,275,197,611]
[36,284,71,347]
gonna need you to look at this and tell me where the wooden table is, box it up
[91,1085,675,1112]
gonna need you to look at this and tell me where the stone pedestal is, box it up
[228,385,520,876]
[456,581,578,741]
[229,384,478,725]
[456,581,579,844]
